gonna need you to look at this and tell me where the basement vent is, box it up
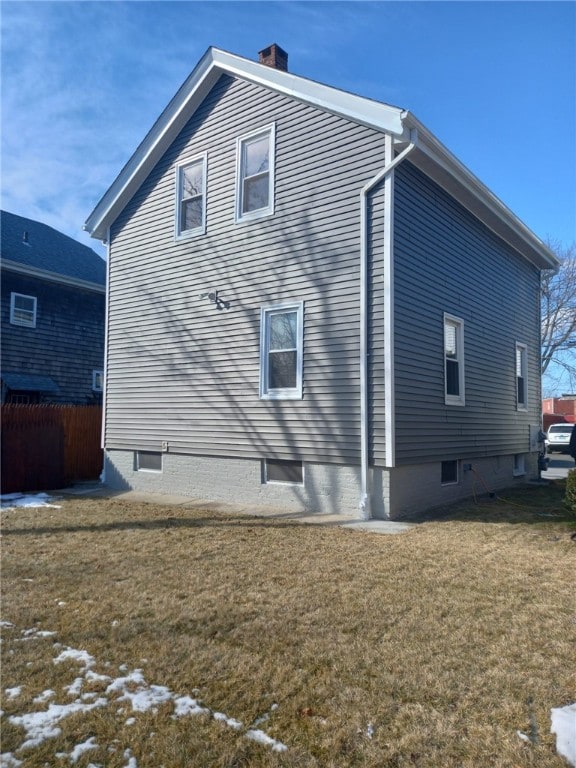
[265,459,303,485]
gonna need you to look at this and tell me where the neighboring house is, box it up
[1,210,106,404]
[84,44,558,519]
[543,395,576,424]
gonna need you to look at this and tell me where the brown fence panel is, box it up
[1,405,102,494]
[61,406,103,484]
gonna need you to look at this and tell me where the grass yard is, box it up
[1,482,575,767]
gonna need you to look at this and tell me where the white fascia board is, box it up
[211,49,405,135]
[402,113,558,270]
[2,259,106,293]
[85,47,406,241]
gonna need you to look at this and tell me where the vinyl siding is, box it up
[106,74,388,463]
[392,161,541,464]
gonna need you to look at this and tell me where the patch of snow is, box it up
[213,712,243,729]
[1,493,61,510]
[54,647,96,671]
[4,687,23,699]
[0,621,14,628]
[245,728,288,752]
[517,729,531,743]
[64,677,84,698]
[172,695,209,718]
[8,699,107,750]
[70,737,98,763]
[85,670,112,684]
[551,703,576,767]
[0,753,23,767]
[366,723,374,739]
[32,690,55,705]
[125,717,136,726]
[122,748,138,768]
[106,671,172,713]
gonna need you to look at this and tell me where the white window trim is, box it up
[515,342,528,411]
[10,292,37,328]
[175,153,207,239]
[235,123,276,223]
[260,301,303,400]
[444,313,465,406]
[92,370,103,392]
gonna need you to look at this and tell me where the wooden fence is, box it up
[1,404,103,494]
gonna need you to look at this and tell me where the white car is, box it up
[545,423,575,453]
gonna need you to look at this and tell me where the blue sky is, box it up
[2,1,575,257]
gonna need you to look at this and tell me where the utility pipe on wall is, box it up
[358,129,417,519]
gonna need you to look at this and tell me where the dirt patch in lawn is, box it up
[1,483,575,767]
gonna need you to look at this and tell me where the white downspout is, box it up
[99,227,111,484]
[359,129,417,519]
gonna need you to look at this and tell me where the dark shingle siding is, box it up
[1,210,106,286]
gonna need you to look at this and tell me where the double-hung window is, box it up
[515,343,527,410]
[175,154,207,238]
[10,292,37,327]
[260,303,303,399]
[236,124,275,222]
[444,314,465,406]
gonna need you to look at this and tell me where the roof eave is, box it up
[2,259,106,293]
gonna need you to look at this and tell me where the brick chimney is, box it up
[258,44,288,72]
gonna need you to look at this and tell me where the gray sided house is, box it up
[1,211,106,404]
[85,45,557,519]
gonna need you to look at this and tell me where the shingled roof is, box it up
[1,210,105,288]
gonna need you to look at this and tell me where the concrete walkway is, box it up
[57,482,415,535]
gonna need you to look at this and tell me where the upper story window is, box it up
[236,124,275,223]
[10,292,37,328]
[175,154,207,238]
[260,302,303,400]
[444,314,465,406]
[515,343,528,410]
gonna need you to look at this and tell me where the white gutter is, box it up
[99,228,111,484]
[359,129,417,519]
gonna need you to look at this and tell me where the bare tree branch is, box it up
[541,241,576,388]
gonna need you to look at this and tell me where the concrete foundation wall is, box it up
[104,449,538,520]
[104,449,370,517]
[390,453,540,519]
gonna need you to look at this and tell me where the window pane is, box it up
[269,311,297,350]
[266,459,303,484]
[517,377,525,404]
[269,350,297,389]
[182,162,203,199]
[445,324,457,357]
[441,460,458,484]
[244,135,269,177]
[243,174,269,213]
[181,198,202,231]
[446,359,459,396]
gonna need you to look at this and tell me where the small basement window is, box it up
[513,454,526,476]
[265,459,303,485]
[441,460,458,485]
[136,451,162,472]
